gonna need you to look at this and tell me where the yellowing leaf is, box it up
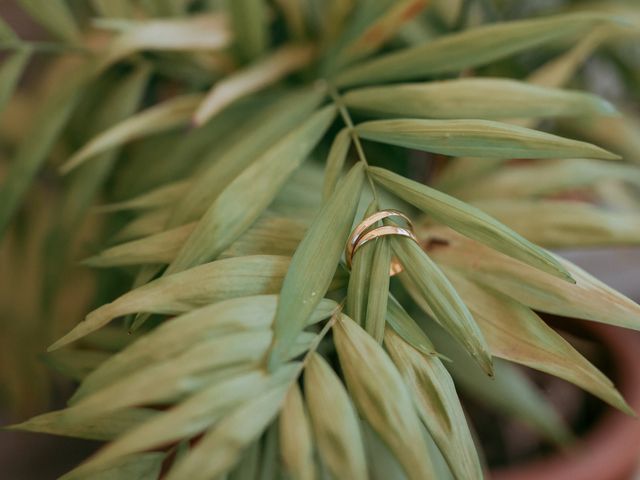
[423,225,640,331]
[369,167,572,280]
[441,268,633,414]
[193,44,314,126]
[269,162,365,369]
[344,78,616,119]
[334,314,435,480]
[305,354,367,480]
[357,118,619,160]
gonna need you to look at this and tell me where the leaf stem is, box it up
[328,84,379,205]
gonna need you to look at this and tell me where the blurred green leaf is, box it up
[0,50,30,114]
[336,12,627,86]
[17,0,80,42]
[229,0,269,61]
[60,453,165,480]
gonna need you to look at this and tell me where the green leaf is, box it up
[74,295,336,400]
[98,14,231,70]
[369,166,573,280]
[336,12,627,86]
[193,44,314,126]
[269,162,365,369]
[429,316,572,444]
[229,0,269,61]
[48,255,291,350]
[61,453,165,480]
[17,0,80,42]
[279,384,315,480]
[386,295,437,357]
[9,408,157,441]
[305,353,367,480]
[365,237,392,343]
[333,314,436,480]
[164,106,336,275]
[74,367,295,473]
[165,381,293,480]
[425,226,640,331]
[344,78,616,119]
[322,128,351,201]
[0,50,30,114]
[168,86,326,226]
[94,181,190,213]
[384,328,483,480]
[357,119,619,160]
[474,199,640,247]
[91,0,134,18]
[393,237,493,375]
[61,94,203,173]
[441,268,633,414]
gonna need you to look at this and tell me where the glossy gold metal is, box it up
[345,210,417,276]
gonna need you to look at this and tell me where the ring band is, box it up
[345,210,417,276]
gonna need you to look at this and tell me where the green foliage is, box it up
[2,1,640,479]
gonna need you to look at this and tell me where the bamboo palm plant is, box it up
[2,0,640,478]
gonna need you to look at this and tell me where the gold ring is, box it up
[345,210,417,276]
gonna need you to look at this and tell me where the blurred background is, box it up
[1,0,640,479]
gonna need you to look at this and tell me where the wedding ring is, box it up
[345,210,417,276]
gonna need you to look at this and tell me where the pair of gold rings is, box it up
[345,209,418,276]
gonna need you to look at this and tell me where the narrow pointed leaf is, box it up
[62,94,204,173]
[279,384,315,480]
[49,255,291,350]
[9,408,157,441]
[344,78,616,119]
[336,12,627,86]
[269,162,365,368]
[305,353,367,480]
[94,181,190,213]
[60,453,165,480]
[75,295,335,400]
[424,226,640,331]
[166,382,293,480]
[322,128,351,201]
[387,295,437,357]
[165,106,336,275]
[369,166,572,280]
[442,268,632,414]
[393,237,493,374]
[385,329,483,480]
[357,119,619,160]
[365,237,391,343]
[193,44,314,126]
[334,314,436,480]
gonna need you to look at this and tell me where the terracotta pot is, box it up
[491,322,640,480]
